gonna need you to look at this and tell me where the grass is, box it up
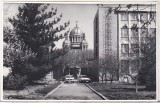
[35,81,61,95]
[88,82,156,100]
[4,80,62,100]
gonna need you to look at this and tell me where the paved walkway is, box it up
[45,83,102,100]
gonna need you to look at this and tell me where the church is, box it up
[62,22,89,79]
[63,22,88,51]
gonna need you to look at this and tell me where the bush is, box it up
[12,58,52,83]
[138,65,156,90]
[145,67,156,90]
[3,74,28,90]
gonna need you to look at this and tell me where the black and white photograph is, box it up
[2,1,158,101]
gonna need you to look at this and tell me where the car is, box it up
[79,75,91,83]
[64,75,75,83]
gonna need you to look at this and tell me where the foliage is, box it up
[4,3,70,82]
[89,82,156,100]
[3,27,36,68]
[138,37,156,90]
[3,74,28,90]
[106,4,156,90]
[51,50,97,79]
[98,53,118,85]
[58,50,93,69]
[8,3,70,53]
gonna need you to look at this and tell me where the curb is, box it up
[42,82,64,99]
[85,83,108,100]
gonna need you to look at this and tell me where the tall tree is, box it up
[5,3,70,82]
[9,3,70,54]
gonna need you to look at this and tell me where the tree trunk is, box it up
[110,76,113,88]
[102,76,103,83]
[135,77,138,93]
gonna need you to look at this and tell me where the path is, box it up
[45,83,103,100]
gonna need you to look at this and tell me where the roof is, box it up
[70,27,83,36]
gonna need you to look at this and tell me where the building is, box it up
[63,22,88,51]
[94,4,156,83]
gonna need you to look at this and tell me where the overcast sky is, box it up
[4,3,98,50]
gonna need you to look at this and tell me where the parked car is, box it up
[79,75,91,83]
[64,75,76,83]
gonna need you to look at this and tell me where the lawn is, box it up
[88,82,156,100]
[3,79,62,100]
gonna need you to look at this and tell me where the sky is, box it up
[4,3,98,50]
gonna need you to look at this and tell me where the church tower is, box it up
[62,33,71,51]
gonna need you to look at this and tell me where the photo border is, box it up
[0,0,159,102]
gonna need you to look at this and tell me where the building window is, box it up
[130,60,139,73]
[121,60,129,73]
[149,28,156,37]
[130,37,139,44]
[141,44,148,53]
[141,37,148,44]
[140,28,148,37]
[140,13,148,21]
[121,44,129,53]
[130,13,138,21]
[131,44,139,53]
[121,13,128,21]
[121,28,129,37]
[150,12,156,21]
[121,37,129,44]
[131,29,138,37]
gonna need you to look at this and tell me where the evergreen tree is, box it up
[9,3,70,54]
[6,3,70,82]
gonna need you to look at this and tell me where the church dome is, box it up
[70,27,83,36]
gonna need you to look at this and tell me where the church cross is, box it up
[76,21,78,27]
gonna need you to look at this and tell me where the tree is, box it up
[53,50,95,79]
[8,3,70,54]
[138,36,156,90]
[3,27,36,68]
[4,3,70,82]
[98,53,118,86]
[60,50,92,69]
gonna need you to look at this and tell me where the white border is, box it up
[1,0,159,102]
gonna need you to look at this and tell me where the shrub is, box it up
[145,67,156,90]
[3,74,28,90]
